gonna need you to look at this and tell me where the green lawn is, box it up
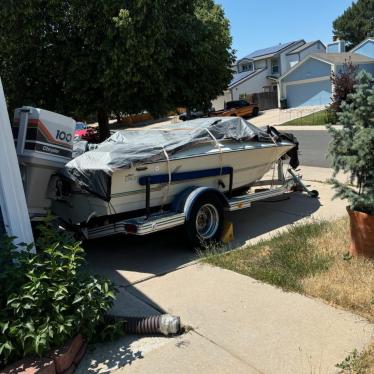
[205,220,334,292]
[281,109,334,126]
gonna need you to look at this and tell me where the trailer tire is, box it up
[185,193,224,249]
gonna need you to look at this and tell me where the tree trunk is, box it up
[97,109,110,141]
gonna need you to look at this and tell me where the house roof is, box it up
[287,40,323,55]
[311,52,374,65]
[240,40,305,61]
[279,52,374,81]
[350,37,374,53]
[228,68,265,89]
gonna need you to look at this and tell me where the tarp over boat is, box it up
[62,117,276,201]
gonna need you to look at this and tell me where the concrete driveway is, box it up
[76,166,374,374]
[250,105,325,127]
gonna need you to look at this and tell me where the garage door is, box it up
[286,79,331,107]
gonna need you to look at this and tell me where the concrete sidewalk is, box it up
[78,167,373,374]
[124,265,373,374]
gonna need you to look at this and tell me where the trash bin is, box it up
[280,98,287,109]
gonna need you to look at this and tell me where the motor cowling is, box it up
[12,106,75,220]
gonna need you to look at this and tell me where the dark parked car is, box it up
[179,110,205,121]
[209,100,259,118]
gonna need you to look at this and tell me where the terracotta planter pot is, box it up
[347,206,374,258]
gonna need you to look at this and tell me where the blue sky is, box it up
[215,0,354,59]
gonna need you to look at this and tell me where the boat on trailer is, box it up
[13,107,316,246]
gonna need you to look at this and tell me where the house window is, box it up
[271,58,279,74]
[241,62,253,72]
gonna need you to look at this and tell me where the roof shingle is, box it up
[311,52,374,64]
[287,41,322,55]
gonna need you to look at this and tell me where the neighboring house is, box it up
[212,39,325,110]
[286,41,326,68]
[278,38,374,108]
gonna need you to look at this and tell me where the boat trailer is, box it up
[82,160,318,241]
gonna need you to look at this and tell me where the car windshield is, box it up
[75,122,86,130]
[226,101,239,109]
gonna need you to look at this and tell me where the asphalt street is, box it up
[290,130,332,168]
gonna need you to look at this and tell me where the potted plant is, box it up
[327,70,374,257]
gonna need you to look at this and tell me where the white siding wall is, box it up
[279,41,304,75]
[231,69,270,100]
[254,59,267,69]
[284,42,326,73]
[287,54,299,68]
[211,90,232,110]
[300,41,325,60]
[0,78,34,248]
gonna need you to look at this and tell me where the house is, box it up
[212,39,326,110]
[286,40,326,68]
[278,38,374,108]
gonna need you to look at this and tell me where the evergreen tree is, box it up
[327,70,374,215]
[333,0,374,49]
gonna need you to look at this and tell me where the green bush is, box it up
[327,70,374,214]
[0,218,119,368]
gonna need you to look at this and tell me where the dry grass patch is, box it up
[205,217,374,373]
[302,218,374,322]
[206,217,374,319]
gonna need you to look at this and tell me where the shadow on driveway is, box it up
[84,191,321,288]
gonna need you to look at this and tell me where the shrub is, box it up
[327,70,374,214]
[0,217,119,368]
[330,58,359,115]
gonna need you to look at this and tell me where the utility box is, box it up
[280,98,287,109]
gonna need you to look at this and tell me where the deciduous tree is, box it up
[330,58,359,115]
[0,0,234,140]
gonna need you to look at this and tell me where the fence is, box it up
[240,92,278,110]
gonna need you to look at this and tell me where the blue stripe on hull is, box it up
[138,167,233,186]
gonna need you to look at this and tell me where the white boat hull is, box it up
[52,139,294,225]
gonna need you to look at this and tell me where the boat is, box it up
[50,116,298,226]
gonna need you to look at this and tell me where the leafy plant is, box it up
[330,58,359,116]
[336,349,360,371]
[335,346,374,373]
[327,70,374,215]
[0,216,119,368]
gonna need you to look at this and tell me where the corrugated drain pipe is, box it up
[110,314,181,336]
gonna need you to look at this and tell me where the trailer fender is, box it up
[178,187,229,220]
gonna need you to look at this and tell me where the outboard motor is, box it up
[13,106,75,220]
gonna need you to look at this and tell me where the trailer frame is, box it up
[82,160,318,241]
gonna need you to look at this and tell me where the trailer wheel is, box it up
[185,194,224,248]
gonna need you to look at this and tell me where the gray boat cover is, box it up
[62,117,273,201]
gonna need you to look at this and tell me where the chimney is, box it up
[327,40,346,53]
